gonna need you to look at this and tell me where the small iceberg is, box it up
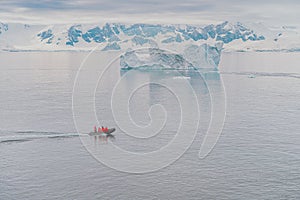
[172,76,191,80]
[248,74,256,78]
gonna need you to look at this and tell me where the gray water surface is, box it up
[0,51,300,200]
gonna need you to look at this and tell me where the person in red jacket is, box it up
[104,127,108,133]
[98,127,101,133]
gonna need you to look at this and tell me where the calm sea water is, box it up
[0,51,300,199]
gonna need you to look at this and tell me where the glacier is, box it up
[37,29,54,44]
[31,21,266,50]
[0,22,8,34]
[183,43,223,68]
[62,21,265,46]
[0,21,299,53]
[102,42,121,51]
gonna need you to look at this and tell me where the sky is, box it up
[0,0,300,26]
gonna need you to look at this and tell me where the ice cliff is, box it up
[120,43,223,70]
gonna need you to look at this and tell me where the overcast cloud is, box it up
[0,0,299,26]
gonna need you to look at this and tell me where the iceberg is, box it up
[120,43,223,70]
[120,48,195,70]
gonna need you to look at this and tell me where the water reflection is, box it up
[92,134,115,145]
[75,54,226,172]
[118,69,226,160]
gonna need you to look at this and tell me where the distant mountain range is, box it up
[0,21,299,52]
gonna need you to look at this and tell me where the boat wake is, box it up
[0,130,86,144]
[221,71,300,79]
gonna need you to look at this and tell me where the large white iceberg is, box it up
[120,48,195,70]
[120,43,223,70]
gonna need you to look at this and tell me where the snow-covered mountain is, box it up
[35,21,264,47]
[0,23,8,34]
[0,21,299,52]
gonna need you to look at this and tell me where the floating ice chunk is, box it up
[120,48,195,70]
[248,74,256,78]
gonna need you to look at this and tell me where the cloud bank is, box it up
[0,0,299,26]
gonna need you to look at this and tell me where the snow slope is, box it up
[0,21,299,52]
